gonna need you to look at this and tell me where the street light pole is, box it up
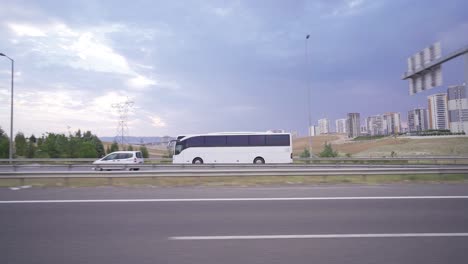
[0,53,14,163]
[305,35,313,158]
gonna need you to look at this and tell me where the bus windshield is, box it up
[174,141,184,155]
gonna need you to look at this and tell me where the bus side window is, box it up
[248,135,266,146]
[187,136,205,147]
[205,136,226,147]
[226,135,249,146]
[266,135,290,146]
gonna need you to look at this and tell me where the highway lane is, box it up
[1,184,468,264]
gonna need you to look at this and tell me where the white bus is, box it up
[171,132,293,164]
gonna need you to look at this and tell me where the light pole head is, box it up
[0,53,6,56]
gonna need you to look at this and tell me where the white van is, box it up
[93,151,144,171]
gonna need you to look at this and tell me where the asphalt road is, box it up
[1,184,468,264]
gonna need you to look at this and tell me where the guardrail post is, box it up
[64,177,69,187]
[13,165,17,172]
[20,177,25,186]
[68,164,72,171]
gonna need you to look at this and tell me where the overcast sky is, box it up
[0,0,467,137]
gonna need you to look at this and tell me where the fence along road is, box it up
[0,166,467,178]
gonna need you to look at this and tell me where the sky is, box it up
[0,0,467,138]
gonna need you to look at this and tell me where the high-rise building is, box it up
[318,118,330,135]
[408,108,429,132]
[308,125,317,136]
[360,126,369,135]
[335,118,347,133]
[427,93,449,130]
[447,84,468,133]
[383,112,401,135]
[366,115,384,136]
[347,113,361,138]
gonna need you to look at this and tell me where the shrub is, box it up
[319,142,338,158]
[300,148,311,158]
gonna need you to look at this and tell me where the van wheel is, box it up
[192,158,204,164]
[254,157,265,164]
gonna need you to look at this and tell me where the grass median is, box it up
[0,174,467,188]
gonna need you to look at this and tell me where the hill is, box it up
[293,135,468,157]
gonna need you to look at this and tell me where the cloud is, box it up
[7,23,46,37]
[127,75,157,90]
[7,22,134,75]
[149,115,166,128]
[0,87,140,136]
[5,21,161,88]
[212,7,233,17]
[65,32,133,75]
[225,105,257,113]
[0,89,8,101]
[328,0,374,17]
[347,0,365,9]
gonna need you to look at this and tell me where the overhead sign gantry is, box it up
[402,43,468,95]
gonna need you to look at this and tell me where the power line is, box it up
[111,98,134,146]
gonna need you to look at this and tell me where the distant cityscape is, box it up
[306,83,467,138]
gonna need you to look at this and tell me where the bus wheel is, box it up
[192,158,204,164]
[253,157,265,164]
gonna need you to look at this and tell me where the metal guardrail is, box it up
[1,166,467,183]
[1,163,468,173]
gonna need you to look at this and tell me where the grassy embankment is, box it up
[293,135,468,157]
[1,174,466,188]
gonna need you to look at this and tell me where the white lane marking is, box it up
[169,233,468,240]
[1,196,468,203]
[8,185,32,191]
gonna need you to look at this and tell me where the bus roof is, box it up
[176,131,291,141]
